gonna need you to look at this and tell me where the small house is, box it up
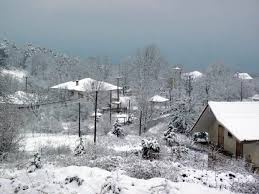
[191,101,259,171]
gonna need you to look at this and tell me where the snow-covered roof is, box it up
[149,95,169,103]
[173,66,181,70]
[1,69,27,82]
[183,71,203,79]
[90,112,103,117]
[51,78,122,92]
[234,72,253,80]
[208,101,259,141]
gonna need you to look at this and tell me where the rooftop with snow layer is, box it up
[234,72,253,80]
[183,71,203,79]
[208,101,259,141]
[149,95,169,103]
[51,78,122,92]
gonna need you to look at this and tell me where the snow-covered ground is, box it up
[22,133,142,153]
[0,165,234,194]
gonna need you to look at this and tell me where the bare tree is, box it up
[134,45,163,133]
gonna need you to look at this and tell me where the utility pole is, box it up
[94,90,98,144]
[109,90,112,124]
[116,76,122,112]
[240,80,243,101]
[78,102,81,138]
[128,100,131,115]
[25,76,28,92]
[139,110,142,136]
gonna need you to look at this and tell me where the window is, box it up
[228,132,233,138]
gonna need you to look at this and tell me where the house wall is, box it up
[192,107,259,169]
[192,106,215,134]
[243,142,259,168]
[208,119,218,144]
[223,129,236,155]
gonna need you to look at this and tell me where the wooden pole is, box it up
[94,91,98,144]
[116,77,120,112]
[110,90,112,124]
[25,76,28,92]
[240,80,243,101]
[139,110,142,136]
[128,100,131,115]
[78,102,81,137]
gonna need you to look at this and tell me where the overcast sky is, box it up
[0,0,258,73]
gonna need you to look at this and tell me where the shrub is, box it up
[171,145,189,159]
[141,138,160,160]
[100,175,122,194]
[65,176,84,186]
[126,160,162,179]
[0,105,23,156]
[74,138,86,156]
[27,153,42,173]
[88,156,122,172]
[111,120,125,138]
[163,127,178,147]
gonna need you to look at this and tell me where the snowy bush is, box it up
[89,156,122,172]
[193,132,208,143]
[163,126,179,146]
[65,176,84,186]
[171,145,189,159]
[27,153,42,173]
[74,138,86,156]
[111,120,125,138]
[100,175,122,194]
[14,184,29,193]
[126,160,162,179]
[141,138,160,160]
[0,104,23,156]
[168,100,197,133]
[149,180,174,194]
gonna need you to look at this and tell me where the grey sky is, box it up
[0,0,258,73]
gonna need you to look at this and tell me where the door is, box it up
[218,125,224,148]
[236,141,243,158]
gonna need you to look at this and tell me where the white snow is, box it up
[250,94,259,101]
[51,78,122,92]
[149,95,169,103]
[1,69,27,81]
[90,112,103,117]
[8,91,38,105]
[208,101,259,141]
[0,165,235,194]
[22,134,92,152]
[234,72,253,80]
[183,71,203,79]
[0,91,39,105]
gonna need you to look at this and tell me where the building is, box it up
[51,78,122,99]
[234,72,253,80]
[191,101,259,171]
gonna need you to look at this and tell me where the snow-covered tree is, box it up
[112,120,125,138]
[141,138,160,160]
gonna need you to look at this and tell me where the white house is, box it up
[51,78,122,99]
[192,101,259,171]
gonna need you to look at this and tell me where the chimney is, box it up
[76,80,79,86]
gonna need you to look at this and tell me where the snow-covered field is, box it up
[0,165,234,194]
[22,133,142,153]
